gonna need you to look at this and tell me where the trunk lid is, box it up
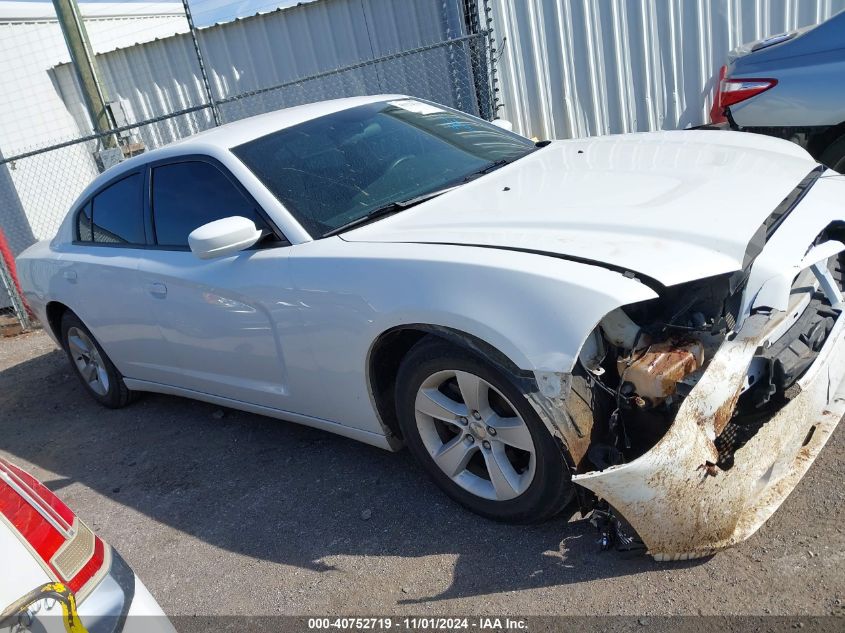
[343,131,818,286]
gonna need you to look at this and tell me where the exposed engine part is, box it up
[578,328,606,375]
[618,340,705,408]
[568,230,845,559]
[599,308,644,349]
[624,272,742,337]
[587,443,625,470]
[590,503,645,552]
[744,254,843,409]
[574,274,746,470]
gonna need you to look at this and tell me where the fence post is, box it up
[460,0,497,120]
[482,0,500,119]
[443,1,465,113]
[0,255,31,331]
[182,0,221,126]
[52,0,117,148]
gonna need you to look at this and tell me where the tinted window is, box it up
[76,202,93,242]
[91,173,145,245]
[233,99,536,237]
[152,161,266,247]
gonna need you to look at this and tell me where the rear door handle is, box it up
[62,270,77,282]
[146,282,167,298]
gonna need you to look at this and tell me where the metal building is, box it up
[489,0,845,139]
[0,1,188,248]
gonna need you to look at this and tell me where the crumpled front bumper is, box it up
[572,308,845,561]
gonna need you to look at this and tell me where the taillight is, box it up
[719,77,777,108]
[0,459,107,597]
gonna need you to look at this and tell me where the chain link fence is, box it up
[0,25,499,329]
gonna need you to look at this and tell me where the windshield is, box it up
[232,99,536,237]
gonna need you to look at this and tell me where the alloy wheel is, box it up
[66,327,110,396]
[413,369,536,501]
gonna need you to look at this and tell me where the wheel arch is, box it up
[366,324,531,442]
[45,301,70,344]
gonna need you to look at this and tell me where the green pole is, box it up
[52,0,116,148]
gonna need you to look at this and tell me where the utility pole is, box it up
[52,0,116,148]
[181,0,221,126]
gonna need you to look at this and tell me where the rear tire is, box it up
[395,336,574,523]
[60,311,136,408]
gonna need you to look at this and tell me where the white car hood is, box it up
[343,131,819,287]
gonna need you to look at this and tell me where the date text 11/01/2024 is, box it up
[307,617,528,630]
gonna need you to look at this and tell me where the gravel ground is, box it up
[1,330,843,617]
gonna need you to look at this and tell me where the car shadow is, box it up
[0,348,706,602]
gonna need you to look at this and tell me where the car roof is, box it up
[174,93,407,150]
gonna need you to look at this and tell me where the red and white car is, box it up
[0,457,174,633]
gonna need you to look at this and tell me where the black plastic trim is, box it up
[84,548,135,633]
[759,165,824,254]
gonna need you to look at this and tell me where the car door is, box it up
[137,157,301,410]
[61,170,167,383]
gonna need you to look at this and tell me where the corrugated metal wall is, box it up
[490,0,845,139]
[51,0,473,146]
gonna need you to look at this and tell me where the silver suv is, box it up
[712,9,845,171]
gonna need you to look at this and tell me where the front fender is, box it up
[287,238,656,444]
[292,239,657,374]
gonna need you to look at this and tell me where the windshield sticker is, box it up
[388,99,444,115]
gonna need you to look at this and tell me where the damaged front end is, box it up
[547,223,845,560]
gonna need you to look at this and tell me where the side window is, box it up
[91,173,145,245]
[152,161,269,247]
[76,202,93,242]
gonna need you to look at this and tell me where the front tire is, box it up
[395,337,573,523]
[61,311,135,408]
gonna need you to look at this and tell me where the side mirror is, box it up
[188,216,263,260]
[491,118,514,132]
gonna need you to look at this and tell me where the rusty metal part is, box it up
[572,310,845,560]
[525,372,594,468]
[618,340,704,407]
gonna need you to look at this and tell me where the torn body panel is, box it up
[526,371,593,468]
[562,173,845,559]
[572,308,845,560]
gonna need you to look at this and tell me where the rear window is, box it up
[78,173,145,245]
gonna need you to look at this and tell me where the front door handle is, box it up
[146,282,167,298]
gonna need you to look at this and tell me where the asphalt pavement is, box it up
[1,331,843,618]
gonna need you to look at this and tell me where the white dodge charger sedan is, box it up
[16,95,845,560]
